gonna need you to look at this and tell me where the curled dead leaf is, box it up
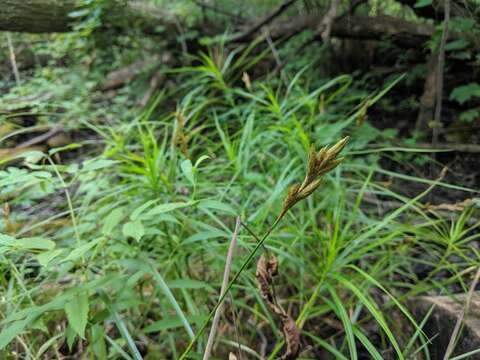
[256,255,301,360]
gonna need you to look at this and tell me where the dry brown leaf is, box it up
[242,72,252,91]
[279,316,301,360]
[256,255,301,360]
[424,198,474,212]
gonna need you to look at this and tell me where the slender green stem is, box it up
[47,157,81,248]
[179,215,283,359]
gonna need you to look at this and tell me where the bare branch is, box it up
[318,0,341,42]
[443,267,480,360]
[432,0,451,148]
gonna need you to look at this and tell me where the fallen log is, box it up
[0,1,438,50]
[0,0,175,34]
[265,13,435,48]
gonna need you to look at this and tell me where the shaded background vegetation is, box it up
[1,0,480,359]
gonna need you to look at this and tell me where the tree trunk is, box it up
[0,0,75,33]
[416,52,439,132]
[0,0,173,33]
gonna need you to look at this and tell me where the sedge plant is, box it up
[180,136,349,358]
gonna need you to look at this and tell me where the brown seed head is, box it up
[279,136,349,218]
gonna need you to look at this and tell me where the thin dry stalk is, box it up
[264,28,288,87]
[443,267,480,360]
[203,217,241,360]
[6,33,21,86]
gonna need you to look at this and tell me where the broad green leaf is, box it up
[183,229,227,244]
[82,159,118,172]
[0,234,15,247]
[122,220,145,242]
[37,249,63,267]
[14,237,55,251]
[143,316,185,333]
[143,315,206,333]
[0,317,31,350]
[0,234,55,250]
[451,51,471,60]
[65,293,89,339]
[130,199,158,221]
[90,324,107,360]
[450,83,480,105]
[167,279,209,289]
[0,234,55,252]
[102,208,125,236]
[460,109,479,123]
[63,238,102,263]
[144,202,191,217]
[66,325,77,350]
[181,159,194,186]
[23,151,45,163]
[445,39,469,51]
[198,199,236,215]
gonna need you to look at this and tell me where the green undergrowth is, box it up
[1,46,480,360]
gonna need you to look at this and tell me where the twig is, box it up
[230,0,299,42]
[203,217,241,360]
[173,16,188,55]
[432,0,450,151]
[140,71,163,107]
[319,0,341,42]
[443,267,480,360]
[16,124,63,149]
[6,33,21,86]
[415,142,480,153]
[264,29,289,87]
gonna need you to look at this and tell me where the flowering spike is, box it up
[280,136,349,218]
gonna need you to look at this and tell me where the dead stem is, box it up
[203,217,241,360]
